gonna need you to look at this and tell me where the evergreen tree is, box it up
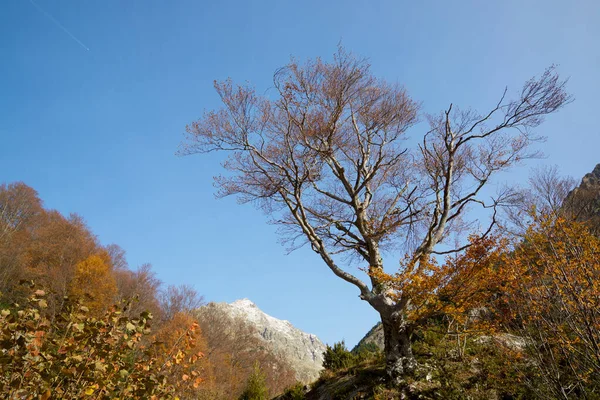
[239,362,269,400]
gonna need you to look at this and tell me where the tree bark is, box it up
[380,310,417,385]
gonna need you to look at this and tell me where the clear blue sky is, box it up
[1,0,599,347]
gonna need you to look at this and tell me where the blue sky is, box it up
[1,0,599,347]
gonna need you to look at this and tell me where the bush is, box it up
[0,284,206,399]
[352,341,381,362]
[239,362,269,400]
[322,340,356,371]
[280,382,306,399]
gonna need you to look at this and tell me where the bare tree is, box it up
[180,48,571,383]
[503,165,578,235]
[159,284,205,321]
[104,243,129,271]
[0,182,42,242]
[114,263,163,319]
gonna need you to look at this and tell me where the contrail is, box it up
[28,0,90,51]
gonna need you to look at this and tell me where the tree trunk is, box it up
[380,312,416,385]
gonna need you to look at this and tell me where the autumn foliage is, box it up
[497,216,600,398]
[69,255,118,315]
[0,284,206,399]
[363,211,600,397]
[365,235,506,346]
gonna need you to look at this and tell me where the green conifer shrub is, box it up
[239,362,269,400]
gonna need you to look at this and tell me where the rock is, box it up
[474,333,531,351]
[197,299,326,383]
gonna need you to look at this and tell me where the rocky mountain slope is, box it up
[352,322,384,352]
[198,299,325,383]
[564,163,600,231]
[574,163,600,192]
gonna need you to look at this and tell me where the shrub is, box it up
[280,382,306,399]
[239,362,269,400]
[352,341,381,362]
[0,284,206,399]
[322,340,356,371]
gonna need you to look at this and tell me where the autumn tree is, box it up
[151,311,213,398]
[0,182,43,297]
[0,182,222,398]
[0,183,105,311]
[159,284,205,322]
[180,48,571,383]
[23,211,99,313]
[101,244,166,319]
[372,235,507,333]
[104,243,129,271]
[498,216,600,398]
[69,254,118,315]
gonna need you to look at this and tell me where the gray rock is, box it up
[474,333,531,351]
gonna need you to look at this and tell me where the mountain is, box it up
[198,299,326,383]
[576,164,600,191]
[564,163,600,232]
[352,322,384,353]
